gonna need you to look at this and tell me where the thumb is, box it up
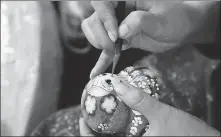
[119,11,162,40]
[112,78,169,123]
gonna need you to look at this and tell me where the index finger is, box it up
[90,49,114,79]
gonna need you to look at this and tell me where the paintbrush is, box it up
[111,1,125,76]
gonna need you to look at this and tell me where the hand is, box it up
[81,1,118,79]
[79,117,95,136]
[81,1,218,79]
[110,78,220,136]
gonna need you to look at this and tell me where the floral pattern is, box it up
[125,66,135,73]
[138,81,147,89]
[98,123,108,130]
[100,95,117,114]
[130,126,138,135]
[119,70,129,76]
[85,95,96,115]
[131,70,142,78]
[132,117,143,127]
[121,66,160,100]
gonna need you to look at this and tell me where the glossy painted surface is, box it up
[82,67,160,136]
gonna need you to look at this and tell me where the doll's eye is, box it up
[105,79,112,85]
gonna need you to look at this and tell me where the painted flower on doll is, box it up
[85,95,96,115]
[100,95,117,114]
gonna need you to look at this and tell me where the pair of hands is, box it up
[77,1,220,136]
[80,1,217,79]
[80,77,220,136]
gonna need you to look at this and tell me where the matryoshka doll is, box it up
[81,66,161,136]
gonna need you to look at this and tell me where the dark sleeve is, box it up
[215,12,220,45]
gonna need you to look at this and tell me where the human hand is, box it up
[81,1,119,79]
[110,78,220,136]
[81,1,218,79]
[79,117,95,136]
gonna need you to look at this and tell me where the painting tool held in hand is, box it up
[112,38,123,76]
[112,1,126,76]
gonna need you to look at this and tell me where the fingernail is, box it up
[90,70,94,79]
[119,24,129,38]
[112,79,127,96]
[122,43,130,50]
[108,31,117,42]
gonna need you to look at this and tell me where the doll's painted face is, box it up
[84,73,117,97]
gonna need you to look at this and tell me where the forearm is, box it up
[167,106,220,136]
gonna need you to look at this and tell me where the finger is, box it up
[129,33,177,53]
[121,39,131,51]
[91,1,118,42]
[111,78,170,124]
[122,43,131,51]
[81,13,102,49]
[82,12,115,51]
[79,118,94,136]
[90,49,114,79]
[66,1,94,20]
[119,11,163,40]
